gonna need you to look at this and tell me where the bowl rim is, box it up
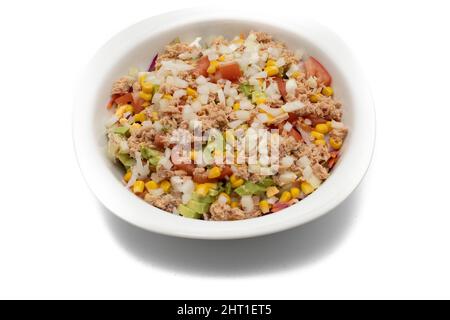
[73,8,375,240]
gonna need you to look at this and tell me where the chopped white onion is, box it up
[173,89,186,100]
[298,156,311,168]
[283,121,293,132]
[285,79,297,96]
[150,188,164,197]
[282,101,305,112]
[235,110,250,121]
[276,57,286,67]
[281,156,294,167]
[241,195,254,213]
[279,171,297,185]
[331,120,345,129]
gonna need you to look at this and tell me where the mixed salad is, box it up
[105,31,347,221]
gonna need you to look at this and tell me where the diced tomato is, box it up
[219,166,233,178]
[274,77,287,100]
[194,55,210,77]
[212,62,242,82]
[306,116,327,126]
[287,113,299,124]
[289,128,303,142]
[327,151,339,169]
[193,175,218,184]
[106,94,119,109]
[173,163,196,176]
[114,93,134,106]
[153,134,167,149]
[133,98,146,114]
[304,57,332,86]
[271,202,289,213]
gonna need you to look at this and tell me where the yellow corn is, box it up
[265,65,279,77]
[301,182,314,195]
[160,180,171,193]
[315,123,330,134]
[266,59,277,67]
[280,191,292,203]
[330,137,343,150]
[190,150,196,161]
[290,187,301,198]
[195,183,212,197]
[259,200,271,214]
[130,123,141,132]
[266,186,279,198]
[115,104,134,117]
[133,180,145,193]
[152,111,159,121]
[139,91,152,101]
[322,86,334,97]
[309,94,320,103]
[291,71,301,79]
[138,74,147,86]
[123,170,132,182]
[314,139,326,146]
[256,97,267,105]
[218,55,226,62]
[119,118,128,126]
[141,82,154,94]
[233,102,240,111]
[326,121,332,130]
[142,101,150,107]
[230,175,244,188]
[231,201,239,208]
[208,166,222,179]
[219,192,231,204]
[186,87,198,98]
[310,131,325,140]
[207,60,219,74]
[134,112,147,123]
[163,94,173,100]
[145,180,159,191]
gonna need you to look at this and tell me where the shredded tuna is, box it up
[111,76,135,95]
[208,202,261,221]
[144,193,181,212]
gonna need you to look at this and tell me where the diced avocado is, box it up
[235,181,265,196]
[258,177,275,188]
[224,181,232,195]
[191,193,214,203]
[239,83,254,98]
[187,200,210,214]
[208,189,220,197]
[178,204,202,219]
[113,126,129,135]
[141,146,161,166]
[117,153,135,169]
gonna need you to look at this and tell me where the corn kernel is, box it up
[163,94,173,100]
[145,180,159,191]
[309,94,320,103]
[291,71,301,79]
[310,131,325,140]
[133,180,145,193]
[225,130,235,145]
[326,121,332,130]
[230,175,245,188]
[301,182,314,195]
[123,170,132,182]
[231,201,239,208]
[141,82,154,94]
[280,191,292,203]
[130,123,141,132]
[190,150,196,161]
[266,59,277,67]
[259,200,271,214]
[152,111,159,121]
[315,123,330,134]
[256,97,267,105]
[233,102,240,111]
[160,180,171,193]
[217,55,226,62]
[266,186,279,198]
[142,101,150,107]
[138,74,147,86]
[290,187,301,198]
[207,60,219,74]
[115,104,134,117]
[330,137,343,150]
[195,183,211,197]
[322,86,334,97]
[139,91,152,101]
[314,139,326,146]
[219,192,231,204]
[208,166,222,179]
[265,65,279,77]
[186,87,198,97]
[134,112,147,123]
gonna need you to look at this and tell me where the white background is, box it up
[1,0,449,300]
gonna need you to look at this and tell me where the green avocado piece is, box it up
[191,193,215,203]
[113,126,129,135]
[117,153,135,169]
[235,182,265,196]
[187,200,210,214]
[178,204,202,219]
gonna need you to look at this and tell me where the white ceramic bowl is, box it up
[73,8,375,239]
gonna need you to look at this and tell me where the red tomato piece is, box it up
[173,163,196,176]
[114,93,134,106]
[289,128,303,142]
[213,62,242,82]
[219,166,233,179]
[194,55,210,77]
[271,202,289,213]
[274,77,287,100]
[304,57,332,86]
